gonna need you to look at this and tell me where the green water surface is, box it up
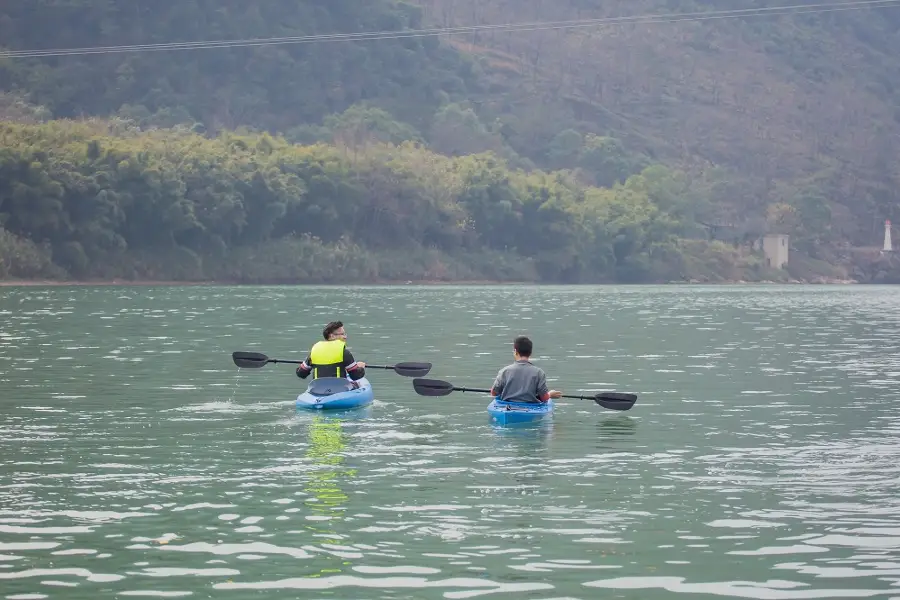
[1,284,899,599]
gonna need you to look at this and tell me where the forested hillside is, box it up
[0,1,485,130]
[1,0,898,283]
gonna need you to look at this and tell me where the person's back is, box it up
[296,320,366,382]
[306,338,351,379]
[490,335,561,403]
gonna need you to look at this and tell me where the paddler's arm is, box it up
[344,348,366,380]
[490,369,506,398]
[536,370,561,402]
[296,354,312,379]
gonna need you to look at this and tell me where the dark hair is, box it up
[513,335,533,357]
[323,320,344,340]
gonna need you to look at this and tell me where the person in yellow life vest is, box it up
[296,320,367,383]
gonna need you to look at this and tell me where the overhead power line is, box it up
[1,0,898,59]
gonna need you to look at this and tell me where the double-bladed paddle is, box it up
[232,351,432,378]
[412,378,637,411]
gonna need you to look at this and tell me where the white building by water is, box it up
[884,219,893,253]
[762,234,789,269]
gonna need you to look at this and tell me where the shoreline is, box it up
[0,279,521,287]
[0,278,862,287]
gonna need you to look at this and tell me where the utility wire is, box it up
[1,0,898,58]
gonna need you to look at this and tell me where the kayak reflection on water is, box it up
[489,421,556,488]
[301,413,358,578]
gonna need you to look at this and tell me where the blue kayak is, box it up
[487,397,554,425]
[296,377,374,410]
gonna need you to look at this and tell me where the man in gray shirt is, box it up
[490,336,563,403]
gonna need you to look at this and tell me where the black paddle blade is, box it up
[412,378,454,397]
[392,362,432,378]
[594,392,637,411]
[232,351,271,369]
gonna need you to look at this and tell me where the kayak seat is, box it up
[307,377,359,396]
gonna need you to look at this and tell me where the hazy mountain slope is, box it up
[0,0,481,133]
[415,0,900,245]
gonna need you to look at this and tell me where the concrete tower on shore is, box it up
[762,234,789,269]
[884,219,893,253]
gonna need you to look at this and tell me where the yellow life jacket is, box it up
[309,339,347,379]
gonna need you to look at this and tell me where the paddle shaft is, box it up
[263,358,402,370]
[448,384,601,402]
[411,377,635,411]
[232,351,432,377]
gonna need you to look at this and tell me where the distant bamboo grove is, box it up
[0,119,791,283]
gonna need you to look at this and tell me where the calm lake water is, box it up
[1,284,900,599]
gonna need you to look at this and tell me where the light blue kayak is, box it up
[296,377,374,410]
[487,397,553,425]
